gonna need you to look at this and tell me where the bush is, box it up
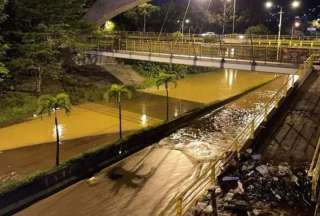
[123,59,212,79]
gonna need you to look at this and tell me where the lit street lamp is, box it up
[181,0,192,35]
[265,0,301,60]
[291,21,301,39]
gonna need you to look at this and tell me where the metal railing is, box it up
[106,31,320,42]
[163,55,315,216]
[92,38,318,65]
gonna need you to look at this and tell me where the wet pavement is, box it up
[14,76,290,216]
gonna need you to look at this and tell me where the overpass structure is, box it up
[84,0,150,25]
[85,37,320,74]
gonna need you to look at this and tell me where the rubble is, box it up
[188,148,314,216]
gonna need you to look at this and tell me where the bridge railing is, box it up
[107,31,320,42]
[94,38,316,64]
[163,55,315,216]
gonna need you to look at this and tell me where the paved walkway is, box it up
[263,69,320,165]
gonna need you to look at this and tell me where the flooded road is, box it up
[0,69,276,151]
[15,74,292,216]
[0,69,279,186]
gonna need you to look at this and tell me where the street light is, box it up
[291,1,300,9]
[181,0,192,35]
[291,21,301,39]
[265,0,301,60]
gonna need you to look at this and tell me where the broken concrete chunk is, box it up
[251,154,262,160]
[222,176,240,181]
[255,165,269,177]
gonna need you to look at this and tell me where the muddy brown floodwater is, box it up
[15,72,293,216]
[0,69,278,186]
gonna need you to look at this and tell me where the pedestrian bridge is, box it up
[85,38,319,74]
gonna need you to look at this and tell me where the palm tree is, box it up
[37,93,71,166]
[105,84,134,139]
[155,72,177,121]
[137,3,160,32]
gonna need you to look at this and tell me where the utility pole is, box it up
[232,0,237,33]
[277,7,283,61]
[222,0,227,35]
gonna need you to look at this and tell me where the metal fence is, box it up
[93,38,318,65]
[107,31,320,41]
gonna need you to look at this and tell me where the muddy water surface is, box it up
[0,69,277,151]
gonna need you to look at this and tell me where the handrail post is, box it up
[211,165,216,184]
[264,105,268,121]
[176,197,182,216]
[250,121,255,139]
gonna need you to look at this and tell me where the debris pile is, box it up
[188,149,314,216]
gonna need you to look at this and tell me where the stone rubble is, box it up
[188,149,314,216]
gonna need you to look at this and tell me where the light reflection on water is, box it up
[52,124,65,142]
[160,77,289,159]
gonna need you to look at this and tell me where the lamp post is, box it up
[185,19,191,38]
[291,21,301,39]
[265,0,301,60]
[181,0,192,35]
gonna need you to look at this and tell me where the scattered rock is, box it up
[222,176,239,181]
[251,154,261,160]
[255,165,269,177]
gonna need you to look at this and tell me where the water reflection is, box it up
[141,114,148,126]
[53,124,64,141]
[224,69,238,87]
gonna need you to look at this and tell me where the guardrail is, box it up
[92,38,318,65]
[161,55,316,216]
[106,31,320,41]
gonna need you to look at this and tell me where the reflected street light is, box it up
[265,1,301,60]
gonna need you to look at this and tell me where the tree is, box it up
[37,93,71,166]
[4,0,97,92]
[312,19,320,30]
[124,3,160,32]
[0,0,8,78]
[154,72,177,121]
[245,24,270,35]
[206,2,249,34]
[105,84,134,140]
